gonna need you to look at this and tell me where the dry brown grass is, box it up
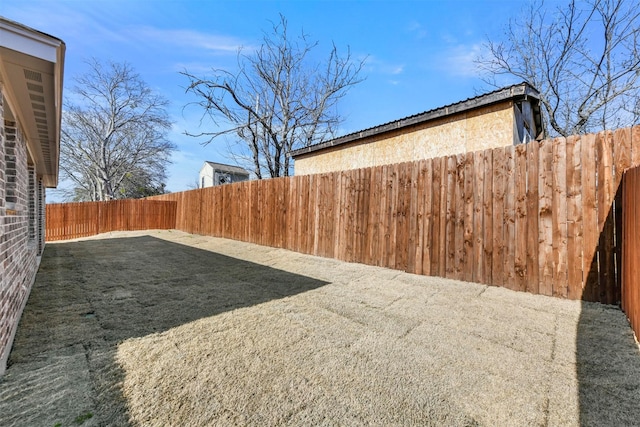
[2,230,639,426]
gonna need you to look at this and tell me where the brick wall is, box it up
[0,88,43,375]
[38,178,45,254]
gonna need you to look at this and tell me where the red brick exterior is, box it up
[0,88,47,375]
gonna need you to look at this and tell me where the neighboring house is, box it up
[290,82,543,175]
[199,161,250,188]
[0,18,65,375]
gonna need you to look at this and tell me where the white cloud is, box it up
[406,21,428,39]
[365,56,406,77]
[390,65,405,75]
[3,2,129,45]
[127,27,248,54]
[172,62,218,74]
[438,43,484,78]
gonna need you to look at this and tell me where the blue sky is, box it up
[2,0,548,199]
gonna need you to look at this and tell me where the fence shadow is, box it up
[3,235,329,426]
[576,301,640,425]
[577,180,640,425]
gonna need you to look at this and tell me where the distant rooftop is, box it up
[203,161,250,175]
[289,82,541,158]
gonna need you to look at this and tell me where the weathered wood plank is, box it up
[482,149,493,285]
[552,137,568,298]
[326,172,338,259]
[389,164,401,268]
[492,148,506,287]
[613,127,632,303]
[463,152,474,282]
[597,131,616,304]
[566,135,584,300]
[445,155,458,279]
[582,133,599,301]
[514,144,528,292]
[614,127,633,185]
[359,168,371,265]
[407,162,420,274]
[538,138,554,296]
[300,175,311,253]
[430,157,444,276]
[503,145,516,289]
[334,172,346,260]
[353,169,363,261]
[395,163,411,271]
[472,151,485,284]
[381,165,392,267]
[344,171,356,261]
[367,167,381,265]
[51,127,640,303]
[454,154,466,280]
[622,166,640,338]
[421,159,433,276]
[309,175,319,254]
[633,125,640,168]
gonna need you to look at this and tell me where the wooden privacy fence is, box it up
[150,126,640,304]
[46,199,177,241]
[622,165,640,339]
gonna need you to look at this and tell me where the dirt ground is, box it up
[0,229,639,426]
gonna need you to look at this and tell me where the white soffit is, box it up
[0,17,65,187]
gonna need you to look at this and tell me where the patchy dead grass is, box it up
[2,230,639,426]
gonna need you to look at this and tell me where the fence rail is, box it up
[46,199,177,241]
[46,127,640,308]
[148,126,640,304]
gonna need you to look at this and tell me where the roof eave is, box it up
[0,17,65,188]
[290,82,541,159]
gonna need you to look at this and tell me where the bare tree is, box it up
[61,59,174,201]
[182,15,366,178]
[477,0,640,137]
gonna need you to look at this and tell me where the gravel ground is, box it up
[0,229,639,426]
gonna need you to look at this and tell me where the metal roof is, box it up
[289,82,541,159]
[202,161,250,175]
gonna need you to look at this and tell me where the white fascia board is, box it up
[199,162,211,175]
[0,19,62,63]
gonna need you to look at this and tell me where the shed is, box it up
[199,161,250,188]
[290,82,543,175]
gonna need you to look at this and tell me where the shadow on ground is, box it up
[577,301,640,426]
[0,235,328,426]
[577,187,640,426]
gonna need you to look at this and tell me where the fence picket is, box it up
[566,135,584,299]
[504,146,516,289]
[492,148,506,287]
[421,159,433,276]
[538,139,554,296]
[47,125,640,307]
[430,157,444,277]
[552,137,568,298]
[581,133,599,301]
[597,131,616,304]
[514,144,528,292]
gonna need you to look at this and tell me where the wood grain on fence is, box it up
[157,126,640,305]
[622,164,640,340]
[46,199,176,241]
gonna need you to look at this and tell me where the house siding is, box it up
[199,163,250,188]
[0,88,44,375]
[294,101,515,175]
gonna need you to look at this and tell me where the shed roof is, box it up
[202,161,250,176]
[289,82,541,159]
